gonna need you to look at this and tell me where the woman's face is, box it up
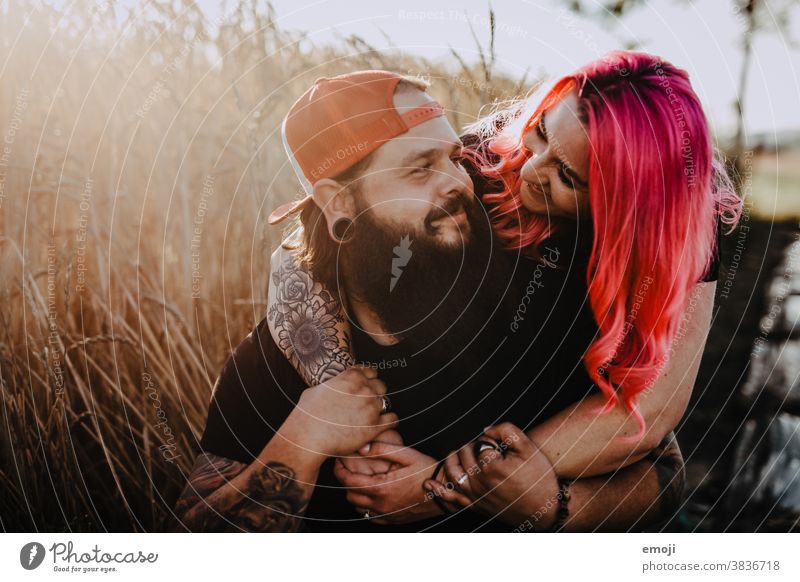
[519,90,591,220]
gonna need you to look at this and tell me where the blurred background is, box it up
[0,0,798,532]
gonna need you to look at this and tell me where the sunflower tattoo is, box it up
[268,255,354,386]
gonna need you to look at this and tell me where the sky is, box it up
[226,0,799,140]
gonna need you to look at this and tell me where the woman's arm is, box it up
[527,282,715,479]
[267,240,354,386]
[424,423,686,531]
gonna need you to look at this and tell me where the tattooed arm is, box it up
[267,242,354,387]
[173,367,398,532]
[173,446,318,532]
[562,432,686,531]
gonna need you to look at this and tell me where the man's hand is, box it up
[285,367,399,458]
[333,442,442,525]
[338,429,404,476]
[423,422,559,528]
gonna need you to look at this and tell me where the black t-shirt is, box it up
[197,248,601,531]
[197,144,720,532]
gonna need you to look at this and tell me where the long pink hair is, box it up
[470,51,742,438]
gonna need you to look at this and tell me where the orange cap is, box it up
[269,70,444,225]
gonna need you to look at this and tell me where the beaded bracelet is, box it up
[550,478,572,532]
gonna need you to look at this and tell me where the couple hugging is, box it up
[173,50,741,532]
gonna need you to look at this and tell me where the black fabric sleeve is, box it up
[198,318,307,464]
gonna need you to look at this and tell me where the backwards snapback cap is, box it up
[269,70,445,225]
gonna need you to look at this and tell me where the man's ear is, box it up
[311,178,355,240]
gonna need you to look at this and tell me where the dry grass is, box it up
[2,0,793,534]
[0,0,523,531]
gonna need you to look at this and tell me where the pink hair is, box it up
[469,51,742,439]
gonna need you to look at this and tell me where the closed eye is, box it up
[410,162,433,177]
[558,164,574,186]
[535,121,547,142]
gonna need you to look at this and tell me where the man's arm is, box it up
[561,433,685,531]
[267,243,353,387]
[173,437,321,532]
[173,365,398,532]
[527,282,715,479]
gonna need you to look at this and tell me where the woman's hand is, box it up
[281,367,399,458]
[423,423,560,529]
[333,442,443,525]
[339,429,404,475]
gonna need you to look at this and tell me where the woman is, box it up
[267,51,741,525]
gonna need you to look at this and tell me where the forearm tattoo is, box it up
[173,453,311,532]
[646,432,686,518]
[268,254,354,386]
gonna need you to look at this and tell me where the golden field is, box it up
[0,0,527,531]
[1,0,796,532]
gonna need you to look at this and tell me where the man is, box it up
[173,71,684,532]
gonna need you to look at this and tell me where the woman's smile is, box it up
[521,180,550,210]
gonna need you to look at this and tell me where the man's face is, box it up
[338,89,513,347]
[352,89,475,249]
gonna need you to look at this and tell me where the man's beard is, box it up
[339,191,516,359]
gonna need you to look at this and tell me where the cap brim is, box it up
[268,196,313,225]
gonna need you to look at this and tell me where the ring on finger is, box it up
[473,438,500,459]
[377,395,391,414]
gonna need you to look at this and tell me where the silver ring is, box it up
[456,473,469,486]
[476,441,499,455]
[363,511,371,520]
[378,395,391,414]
